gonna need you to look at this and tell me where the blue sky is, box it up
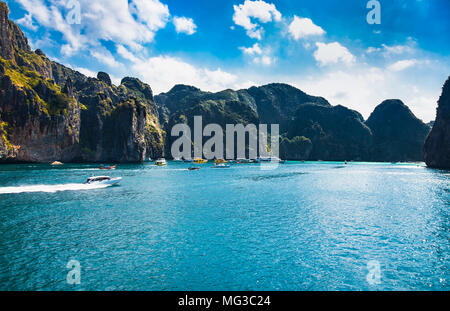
[5,0,450,122]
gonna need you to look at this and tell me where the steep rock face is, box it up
[424,77,450,168]
[155,85,257,123]
[155,83,330,159]
[366,100,430,162]
[156,83,432,162]
[165,97,258,158]
[156,85,259,157]
[77,77,164,162]
[0,5,80,162]
[0,2,30,60]
[118,77,164,160]
[0,1,164,162]
[97,72,111,85]
[246,83,330,131]
[287,104,373,161]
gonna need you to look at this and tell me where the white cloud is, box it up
[287,63,442,123]
[173,16,197,35]
[116,44,140,63]
[297,67,386,116]
[129,0,170,31]
[16,13,38,31]
[314,42,356,66]
[366,42,416,57]
[288,16,325,40]
[381,44,415,55]
[366,47,379,54]
[253,55,274,66]
[239,43,263,55]
[112,46,244,93]
[74,67,97,78]
[16,0,172,55]
[388,59,418,71]
[239,43,274,66]
[232,0,282,40]
[16,0,51,22]
[109,74,122,86]
[90,49,122,68]
[131,55,240,93]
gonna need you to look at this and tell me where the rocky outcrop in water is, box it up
[286,104,373,161]
[155,82,432,161]
[424,77,450,168]
[366,100,431,162]
[0,1,164,163]
[155,83,335,159]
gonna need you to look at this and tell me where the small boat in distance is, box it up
[51,161,63,166]
[193,158,208,164]
[99,165,117,170]
[255,156,285,163]
[85,176,122,185]
[214,163,231,168]
[214,159,227,164]
[188,166,201,171]
[173,157,183,162]
[235,158,252,164]
[155,158,167,166]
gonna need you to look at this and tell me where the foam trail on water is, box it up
[0,183,110,194]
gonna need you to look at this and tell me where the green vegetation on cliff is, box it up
[156,83,430,162]
[0,1,164,163]
[0,56,73,116]
[0,120,12,151]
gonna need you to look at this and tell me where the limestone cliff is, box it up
[0,1,164,163]
[155,83,432,162]
[366,100,430,162]
[424,77,450,168]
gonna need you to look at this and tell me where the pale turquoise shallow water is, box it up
[0,161,448,291]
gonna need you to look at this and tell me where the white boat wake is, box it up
[0,183,111,194]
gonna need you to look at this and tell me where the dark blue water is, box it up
[0,162,448,291]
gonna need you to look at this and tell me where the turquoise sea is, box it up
[0,161,448,291]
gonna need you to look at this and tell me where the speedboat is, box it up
[255,156,285,163]
[214,159,227,164]
[188,166,201,171]
[193,158,208,164]
[99,165,117,170]
[85,176,122,185]
[255,157,270,163]
[155,158,167,166]
[173,157,183,162]
[214,163,231,168]
[235,158,251,164]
